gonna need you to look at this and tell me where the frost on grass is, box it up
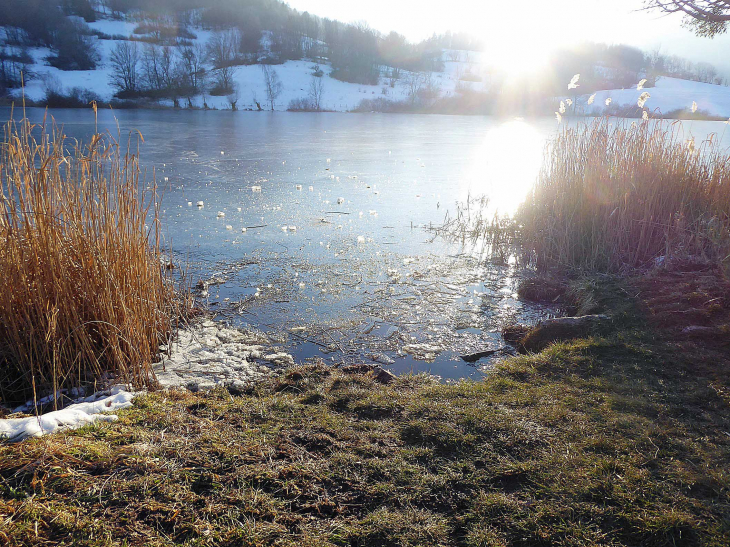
[0,387,134,442]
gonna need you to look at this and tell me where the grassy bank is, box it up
[1,272,729,546]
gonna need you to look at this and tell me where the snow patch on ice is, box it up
[154,320,292,391]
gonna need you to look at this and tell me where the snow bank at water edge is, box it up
[154,320,293,392]
[1,319,294,442]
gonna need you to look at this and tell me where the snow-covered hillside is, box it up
[7,17,492,112]
[580,77,730,118]
[7,11,730,117]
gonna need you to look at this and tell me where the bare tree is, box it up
[212,65,235,95]
[108,41,140,94]
[252,91,263,111]
[227,86,240,111]
[308,75,324,110]
[177,44,206,91]
[207,31,238,94]
[207,30,238,68]
[141,44,176,93]
[261,64,282,110]
[41,73,63,97]
[420,72,441,106]
[177,43,207,106]
[406,72,424,105]
[646,1,730,36]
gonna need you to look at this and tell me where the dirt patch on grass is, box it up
[636,267,730,343]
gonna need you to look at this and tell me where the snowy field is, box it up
[6,17,491,112]
[5,13,730,116]
[580,76,730,118]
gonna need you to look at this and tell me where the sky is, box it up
[286,0,730,75]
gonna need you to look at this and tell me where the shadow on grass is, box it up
[1,276,729,546]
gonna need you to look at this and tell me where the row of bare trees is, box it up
[109,41,207,103]
[109,33,250,100]
[646,48,728,85]
[109,38,296,109]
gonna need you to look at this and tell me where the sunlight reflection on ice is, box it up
[466,119,545,216]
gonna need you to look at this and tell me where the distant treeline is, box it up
[542,42,729,95]
[1,0,727,112]
[1,0,101,92]
[0,0,478,96]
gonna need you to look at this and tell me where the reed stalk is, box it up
[0,113,180,407]
[519,118,730,272]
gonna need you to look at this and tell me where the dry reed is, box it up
[0,112,179,407]
[519,118,730,272]
[427,194,518,263]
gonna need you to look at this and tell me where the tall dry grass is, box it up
[519,118,730,272]
[0,113,179,407]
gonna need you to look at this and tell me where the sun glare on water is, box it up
[466,120,544,215]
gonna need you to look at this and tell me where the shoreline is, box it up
[2,269,728,545]
[3,99,729,122]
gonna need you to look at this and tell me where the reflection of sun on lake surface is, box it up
[8,107,729,380]
[466,119,545,216]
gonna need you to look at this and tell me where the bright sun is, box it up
[484,34,553,78]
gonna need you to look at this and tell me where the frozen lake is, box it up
[4,108,730,380]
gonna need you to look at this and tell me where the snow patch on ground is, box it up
[580,77,730,118]
[154,319,292,392]
[0,386,134,442]
[86,19,138,37]
[1,320,292,442]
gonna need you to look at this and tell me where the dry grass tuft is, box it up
[519,118,730,272]
[0,113,181,407]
